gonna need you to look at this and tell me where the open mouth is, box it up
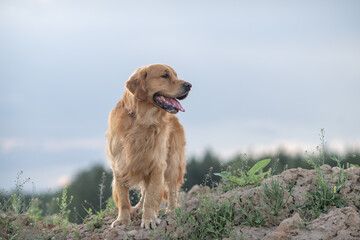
[153,92,189,114]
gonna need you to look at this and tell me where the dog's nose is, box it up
[183,82,192,90]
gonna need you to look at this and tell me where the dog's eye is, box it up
[161,74,169,78]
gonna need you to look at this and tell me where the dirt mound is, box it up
[1,166,359,239]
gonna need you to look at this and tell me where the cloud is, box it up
[0,138,29,153]
[0,137,105,153]
[57,175,71,187]
[42,138,104,152]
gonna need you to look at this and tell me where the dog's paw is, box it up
[140,217,161,229]
[111,217,131,228]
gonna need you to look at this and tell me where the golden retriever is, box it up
[106,64,191,229]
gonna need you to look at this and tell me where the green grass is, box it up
[237,196,266,227]
[0,171,30,216]
[173,196,237,239]
[56,186,73,223]
[300,130,349,221]
[26,197,43,221]
[261,178,297,218]
[84,208,105,230]
[300,156,348,221]
[81,171,113,231]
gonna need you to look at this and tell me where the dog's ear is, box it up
[126,67,147,101]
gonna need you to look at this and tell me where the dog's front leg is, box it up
[111,178,131,228]
[141,167,165,229]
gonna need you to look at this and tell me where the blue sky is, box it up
[1,0,360,192]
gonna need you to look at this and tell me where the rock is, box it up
[134,230,152,240]
[320,164,332,174]
[264,213,304,240]
[276,213,304,233]
[127,230,137,237]
[302,207,360,240]
[188,185,210,196]
[264,231,289,240]
[104,227,128,240]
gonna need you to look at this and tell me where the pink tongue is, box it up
[166,97,185,112]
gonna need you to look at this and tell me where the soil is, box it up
[1,165,359,239]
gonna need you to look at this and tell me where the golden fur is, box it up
[106,64,191,229]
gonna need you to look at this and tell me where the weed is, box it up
[105,196,116,214]
[173,208,197,239]
[0,214,20,240]
[98,171,106,212]
[54,185,73,227]
[237,197,266,227]
[1,172,31,216]
[215,158,272,191]
[203,166,218,189]
[151,223,176,240]
[229,230,246,240]
[84,208,104,229]
[300,177,346,220]
[173,196,236,239]
[73,206,81,224]
[73,230,80,240]
[302,166,347,220]
[82,173,112,230]
[26,197,43,221]
[301,130,349,221]
[7,221,19,240]
[261,178,297,218]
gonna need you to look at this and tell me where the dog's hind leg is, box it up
[164,150,186,211]
[165,123,186,212]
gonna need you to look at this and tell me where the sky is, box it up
[1,0,360,192]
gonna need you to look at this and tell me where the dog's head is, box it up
[126,64,192,114]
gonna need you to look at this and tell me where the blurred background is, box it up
[1,0,360,199]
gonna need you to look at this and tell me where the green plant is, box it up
[98,171,106,212]
[173,196,236,239]
[4,172,31,215]
[301,131,349,221]
[105,196,116,213]
[84,208,104,229]
[82,173,112,230]
[26,197,43,221]
[203,166,218,189]
[151,221,176,240]
[215,159,271,191]
[301,170,347,220]
[261,179,297,220]
[73,230,80,240]
[55,185,73,224]
[261,178,296,216]
[237,197,266,227]
[0,213,20,240]
[6,221,19,240]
